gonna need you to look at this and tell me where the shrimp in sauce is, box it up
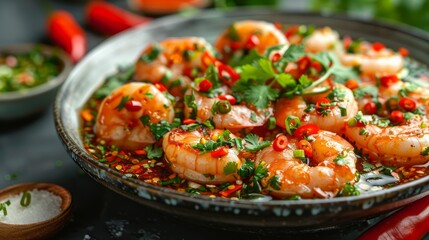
[256,130,357,199]
[94,82,175,150]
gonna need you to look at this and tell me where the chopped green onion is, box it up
[20,191,31,207]
[216,100,232,114]
[293,149,305,158]
[285,116,301,136]
[268,117,277,130]
[347,118,357,127]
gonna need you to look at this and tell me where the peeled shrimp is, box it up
[304,27,340,53]
[134,37,216,97]
[344,114,429,166]
[339,44,404,76]
[185,90,273,130]
[256,130,357,199]
[94,82,175,150]
[274,83,358,134]
[215,20,288,61]
[163,128,242,184]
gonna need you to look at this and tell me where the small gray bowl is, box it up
[0,44,73,121]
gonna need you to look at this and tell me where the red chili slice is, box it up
[315,97,331,113]
[219,184,242,197]
[398,47,409,57]
[293,124,320,139]
[198,79,212,92]
[297,139,313,158]
[345,79,359,90]
[380,75,399,88]
[363,102,378,115]
[398,97,417,112]
[154,83,167,92]
[372,42,385,51]
[273,134,288,152]
[218,64,240,87]
[245,34,260,49]
[182,118,196,125]
[201,51,216,68]
[125,100,142,112]
[218,94,237,105]
[389,110,404,124]
[211,147,228,158]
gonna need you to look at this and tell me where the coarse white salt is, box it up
[0,189,62,224]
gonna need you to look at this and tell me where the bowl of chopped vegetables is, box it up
[0,44,72,121]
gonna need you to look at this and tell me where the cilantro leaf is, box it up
[144,145,163,159]
[241,84,279,109]
[237,160,254,178]
[149,119,181,140]
[223,162,238,175]
[353,85,378,99]
[240,58,276,82]
[184,93,197,119]
[244,133,271,152]
[268,175,281,190]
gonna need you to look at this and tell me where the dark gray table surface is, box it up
[0,1,392,239]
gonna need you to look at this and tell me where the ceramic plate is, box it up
[54,8,429,230]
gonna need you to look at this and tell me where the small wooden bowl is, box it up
[0,183,72,240]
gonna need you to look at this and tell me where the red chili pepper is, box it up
[372,42,385,52]
[315,97,331,113]
[293,124,320,139]
[85,2,151,36]
[182,118,196,125]
[345,79,359,90]
[219,184,242,197]
[201,51,218,68]
[125,100,142,112]
[154,83,167,92]
[357,195,429,240]
[343,35,352,50]
[218,94,237,105]
[47,10,87,63]
[380,75,399,88]
[310,61,322,72]
[229,41,241,51]
[363,102,378,115]
[284,25,299,39]
[398,97,417,112]
[398,47,409,57]
[273,134,288,152]
[390,110,404,124]
[198,79,212,92]
[271,52,282,62]
[297,56,311,72]
[297,139,313,158]
[218,64,240,87]
[245,34,260,49]
[211,147,228,158]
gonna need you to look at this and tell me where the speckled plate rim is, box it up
[54,8,429,222]
[0,44,73,101]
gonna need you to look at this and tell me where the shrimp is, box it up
[134,37,216,97]
[162,128,243,184]
[256,130,357,199]
[338,43,404,76]
[184,90,273,130]
[94,82,175,150]
[304,27,340,53]
[274,83,358,134]
[344,114,429,166]
[215,20,288,62]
